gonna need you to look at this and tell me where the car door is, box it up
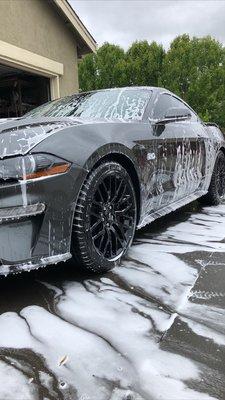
[149,92,206,209]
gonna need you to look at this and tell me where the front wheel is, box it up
[71,161,137,273]
[199,150,225,206]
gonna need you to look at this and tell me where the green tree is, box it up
[161,34,225,127]
[126,40,165,86]
[95,43,127,88]
[78,43,127,91]
[78,53,96,92]
[78,40,165,91]
[160,34,192,97]
[78,35,225,129]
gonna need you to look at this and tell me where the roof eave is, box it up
[51,0,97,55]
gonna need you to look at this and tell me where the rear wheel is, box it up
[71,162,137,273]
[199,150,225,206]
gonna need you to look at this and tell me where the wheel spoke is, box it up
[109,226,117,255]
[117,182,127,204]
[113,222,127,243]
[92,200,102,209]
[90,210,100,218]
[102,180,110,201]
[99,230,106,251]
[97,187,105,203]
[115,201,133,215]
[110,225,124,249]
[111,178,124,203]
[103,230,110,257]
[91,219,102,233]
[108,229,113,258]
[108,175,112,202]
[93,228,105,241]
[117,193,131,206]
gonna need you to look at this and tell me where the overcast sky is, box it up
[69,0,225,50]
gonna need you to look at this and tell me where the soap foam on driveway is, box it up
[0,203,225,399]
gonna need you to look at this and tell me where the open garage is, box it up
[0,0,96,116]
[0,64,50,118]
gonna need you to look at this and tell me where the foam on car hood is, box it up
[0,117,83,158]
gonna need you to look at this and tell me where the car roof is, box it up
[79,86,170,95]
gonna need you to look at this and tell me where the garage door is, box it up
[0,64,50,118]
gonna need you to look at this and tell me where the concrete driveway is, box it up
[0,202,225,400]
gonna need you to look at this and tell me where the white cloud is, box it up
[69,0,225,49]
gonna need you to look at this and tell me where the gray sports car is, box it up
[0,86,224,276]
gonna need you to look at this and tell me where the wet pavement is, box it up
[1,203,225,399]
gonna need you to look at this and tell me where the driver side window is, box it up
[153,93,196,120]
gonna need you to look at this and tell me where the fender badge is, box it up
[147,152,156,161]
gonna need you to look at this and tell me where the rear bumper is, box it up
[0,163,87,276]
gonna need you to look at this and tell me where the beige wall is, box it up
[0,0,79,97]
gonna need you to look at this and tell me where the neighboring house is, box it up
[0,0,96,117]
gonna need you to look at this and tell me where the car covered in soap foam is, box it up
[0,87,224,276]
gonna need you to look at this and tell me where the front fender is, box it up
[31,121,147,168]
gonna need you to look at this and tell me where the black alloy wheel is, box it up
[72,161,137,273]
[199,150,225,205]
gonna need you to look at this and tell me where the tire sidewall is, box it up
[211,151,225,204]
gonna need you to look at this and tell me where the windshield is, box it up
[25,88,152,121]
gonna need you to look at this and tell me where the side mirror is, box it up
[155,107,192,124]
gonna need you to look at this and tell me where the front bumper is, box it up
[0,203,45,223]
[0,163,87,276]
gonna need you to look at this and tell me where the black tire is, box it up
[199,150,225,206]
[71,161,137,273]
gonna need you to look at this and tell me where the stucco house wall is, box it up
[0,0,79,96]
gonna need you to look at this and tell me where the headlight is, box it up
[0,154,71,181]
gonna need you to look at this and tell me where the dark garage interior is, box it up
[0,64,50,118]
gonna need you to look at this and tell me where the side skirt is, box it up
[137,190,207,229]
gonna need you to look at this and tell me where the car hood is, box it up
[0,116,83,158]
